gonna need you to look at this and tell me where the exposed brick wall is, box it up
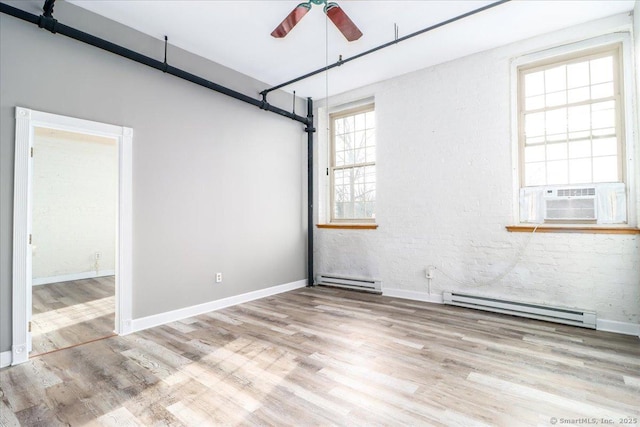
[315,15,639,325]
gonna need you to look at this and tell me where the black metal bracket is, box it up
[42,0,55,17]
[259,92,270,111]
[38,0,57,33]
[162,35,169,73]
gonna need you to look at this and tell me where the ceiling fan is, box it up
[271,0,363,42]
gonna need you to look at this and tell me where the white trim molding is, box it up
[11,107,133,365]
[596,319,640,337]
[383,288,444,304]
[131,280,306,333]
[33,271,116,286]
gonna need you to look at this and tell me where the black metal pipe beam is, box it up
[0,1,310,126]
[305,98,315,287]
[261,0,511,95]
[1,0,319,290]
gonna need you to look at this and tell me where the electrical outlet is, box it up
[216,272,223,283]
[426,266,434,279]
[95,252,101,260]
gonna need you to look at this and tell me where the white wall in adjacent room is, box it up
[32,128,117,282]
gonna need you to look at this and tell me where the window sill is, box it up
[316,224,378,230]
[506,225,640,235]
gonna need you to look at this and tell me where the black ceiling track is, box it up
[0,0,317,287]
[260,0,511,96]
[0,1,310,127]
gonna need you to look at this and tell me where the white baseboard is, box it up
[597,319,640,337]
[1,351,12,368]
[131,279,307,333]
[383,288,444,304]
[33,270,116,286]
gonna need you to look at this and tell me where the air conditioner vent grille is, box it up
[545,198,596,220]
[557,187,595,197]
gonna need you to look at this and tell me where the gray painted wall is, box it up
[1,1,307,352]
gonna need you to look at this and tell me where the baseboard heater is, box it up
[443,292,596,329]
[316,274,382,294]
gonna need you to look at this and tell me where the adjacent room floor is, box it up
[2,286,638,426]
[31,276,116,356]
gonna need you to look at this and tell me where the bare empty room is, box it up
[1,0,639,426]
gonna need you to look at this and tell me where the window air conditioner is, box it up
[519,183,626,224]
[544,186,596,221]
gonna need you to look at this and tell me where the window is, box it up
[330,105,375,222]
[519,45,624,187]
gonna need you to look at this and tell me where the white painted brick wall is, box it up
[32,131,117,279]
[315,15,640,325]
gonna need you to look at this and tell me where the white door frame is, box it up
[12,107,133,365]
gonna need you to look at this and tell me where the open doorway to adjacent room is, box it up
[30,127,118,356]
[12,107,133,365]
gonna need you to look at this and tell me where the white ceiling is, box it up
[60,1,635,99]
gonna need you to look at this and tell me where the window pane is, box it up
[525,112,545,137]
[525,95,545,110]
[525,162,545,186]
[592,106,615,129]
[365,111,375,129]
[547,142,567,161]
[546,91,566,107]
[344,116,354,133]
[567,105,590,132]
[592,137,617,156]
[525,71,545,96]
[366,146,376,163]
[366,129,375,148]
[355,131,366,149]
[525,145,545,162]
[592,156,618,182]
[335,151,345,166]
[591,82,614,99]
[545,65,566,93]
[335,118,344,134]
[568,140,591,159]
[364,202,375,218]
[345,149,355,166]
[590,56,613,84]
[567,61,589,88]
[569,158,592,183]
[545,108,566,136]
[547,160,568,184]
[335,134,345,152]
[567,87,590,103]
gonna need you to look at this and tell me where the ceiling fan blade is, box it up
[271,3,311,38]
[324,2,362,42]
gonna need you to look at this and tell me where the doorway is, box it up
[30,127,118,356]
[12,107,133,365]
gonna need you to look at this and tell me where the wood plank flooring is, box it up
[2,286,639,426]
[31,276,115,356]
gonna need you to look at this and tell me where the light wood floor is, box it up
[31,276,115,356]
[2,286,639,426]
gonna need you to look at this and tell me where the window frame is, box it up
[517,44,625,188]
[510,32,637,228]
[329,103,376,224]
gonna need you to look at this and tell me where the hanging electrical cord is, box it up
[325,6,330,172]
[429,223,542,289]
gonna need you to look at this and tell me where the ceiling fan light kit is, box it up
[271,0,363,42]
